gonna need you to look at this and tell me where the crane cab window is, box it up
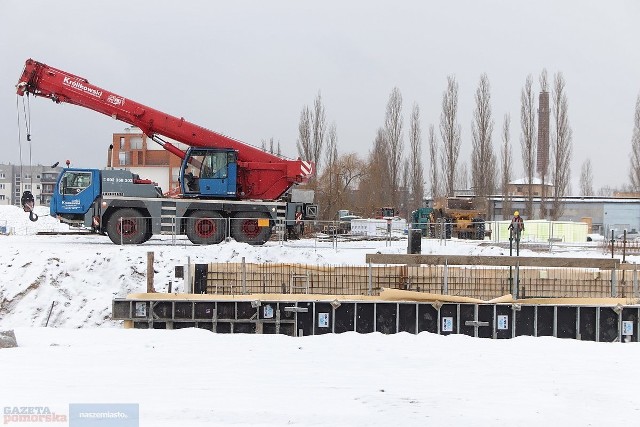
[201,152,228,179]
[188,152,229,179]
[60,171,92,195]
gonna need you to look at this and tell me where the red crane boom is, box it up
[16,59,313,200]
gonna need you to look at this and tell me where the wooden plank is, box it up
[365,253,619,269]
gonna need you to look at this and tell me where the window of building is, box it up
[119,152,131,166]
[0,195,4,200]
[0,184,4,189]
[516,186,523,192]
[24,184,31,190]
[36,185,41,190]
[24,173,31,179]
[130,136,143,149]
[120,137,125,149]
[36,174,41,179]
[0,173,5,179]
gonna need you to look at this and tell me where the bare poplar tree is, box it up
[325,123,338,184]
[471,73,496,201]
[440,76,461,197]
[261,137,279,155]
[311,92,326,174]
[501,114,513,219]
[428,125,440,200]
[550,72,573,219]
[296,106,312,161]
[401,159,410,216]
[629,94,640,191]
[520,75,537,218]
[384,87,404,208]
[321,123,339,218]
[579,158,594,196]
[409,103,424,213]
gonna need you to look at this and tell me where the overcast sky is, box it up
[1,0,639,192]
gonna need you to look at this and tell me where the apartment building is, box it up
[0,164,63,206]
[110,127,187,193]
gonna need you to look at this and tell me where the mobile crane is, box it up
[16,59,317,245]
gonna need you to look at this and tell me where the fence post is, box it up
[611,268,618,297]
[242,256,247,294]
[185,256,192,293]
[146,251,155,293]
[367,262,372,296]
[171,216,176,246]
[513,261,519,300]
[443,260,448,294]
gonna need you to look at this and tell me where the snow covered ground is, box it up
[1,205,640,426]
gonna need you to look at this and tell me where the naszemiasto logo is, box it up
[62,76,103,98]
[3,406,67,424]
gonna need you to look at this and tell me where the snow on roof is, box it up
[509,177,554,186]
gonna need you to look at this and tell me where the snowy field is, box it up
[1,205,640,426]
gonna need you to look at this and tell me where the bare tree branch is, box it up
[319,122,339,218]
[579,158,594,196]
[471,73,496,201]
[520,75,537,218]
[384,87,404,208]
[550,72,573,219]
[501,113,513,219]
[440,76,461,197]
[428,124,440,199]
[312,92,326,174]
[409,103,424,213]
[296,105,312,161]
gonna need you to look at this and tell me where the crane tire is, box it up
[106,208,148,245]
[185,210,225,245]
[231,211,272,245]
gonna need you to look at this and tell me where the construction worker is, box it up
[295,209,304,237]
[508,211,524,241]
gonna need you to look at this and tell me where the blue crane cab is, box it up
[50,169,101,219]
[180,148,238,198]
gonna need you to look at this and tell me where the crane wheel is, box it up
[230,211,271,245]
[186,210,225,245]
[106,208,149,245]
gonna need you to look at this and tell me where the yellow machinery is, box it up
[432,197,488,240]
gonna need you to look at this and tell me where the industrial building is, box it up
[488,196,640,237]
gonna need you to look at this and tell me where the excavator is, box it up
[15,58,317,245]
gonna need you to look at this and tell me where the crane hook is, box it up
[20,190,38,222]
